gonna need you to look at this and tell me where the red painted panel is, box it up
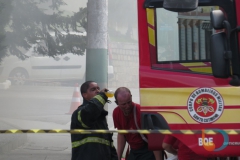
[141,106,240,110]
[140,66,230,88]
[138,0,151,67]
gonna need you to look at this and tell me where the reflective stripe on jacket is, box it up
[72,137,114,148]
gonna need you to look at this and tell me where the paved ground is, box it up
[0,121,27,154]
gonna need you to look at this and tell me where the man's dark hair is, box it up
[114,87,131,104]
[80,81,95,96]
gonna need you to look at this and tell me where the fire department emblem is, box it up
[187,87,224,123]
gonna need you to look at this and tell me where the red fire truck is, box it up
[138,0,240,158]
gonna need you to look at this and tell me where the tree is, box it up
[0,0,87,62]
[0,0,13,61]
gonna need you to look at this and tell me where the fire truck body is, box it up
[138,0,240,157]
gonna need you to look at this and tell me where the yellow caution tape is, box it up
[0,129,240,134]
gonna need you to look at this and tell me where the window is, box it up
[154,6,220,75]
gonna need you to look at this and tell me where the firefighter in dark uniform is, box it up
[71,81,118,160]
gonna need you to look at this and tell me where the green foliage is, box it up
[0,0,138,62]
[0,0,12,61]
[0,0,87,62]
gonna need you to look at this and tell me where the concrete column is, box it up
[86,0,108,90]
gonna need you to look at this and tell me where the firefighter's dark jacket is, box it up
[71,92,117,160]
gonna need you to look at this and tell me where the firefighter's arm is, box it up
[78,92,108,128]
[153,150,163,160]
[117,133,126,160]
[162,142,178,155]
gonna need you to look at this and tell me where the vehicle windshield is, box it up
[153,6,223,74]
[156,6,219,63]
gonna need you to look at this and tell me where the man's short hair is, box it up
[80,81,95,96]
[114,87,131,104]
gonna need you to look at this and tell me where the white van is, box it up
[0,33,114,85]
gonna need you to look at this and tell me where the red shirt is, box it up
[163,135,207,160]
[113,103,146,149]
[163,135,179,149]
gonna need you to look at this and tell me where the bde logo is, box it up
[199,129,228,151]
[187,87,224,123]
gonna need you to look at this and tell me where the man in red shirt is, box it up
[113,87,163,160]
[162,135,207,160]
